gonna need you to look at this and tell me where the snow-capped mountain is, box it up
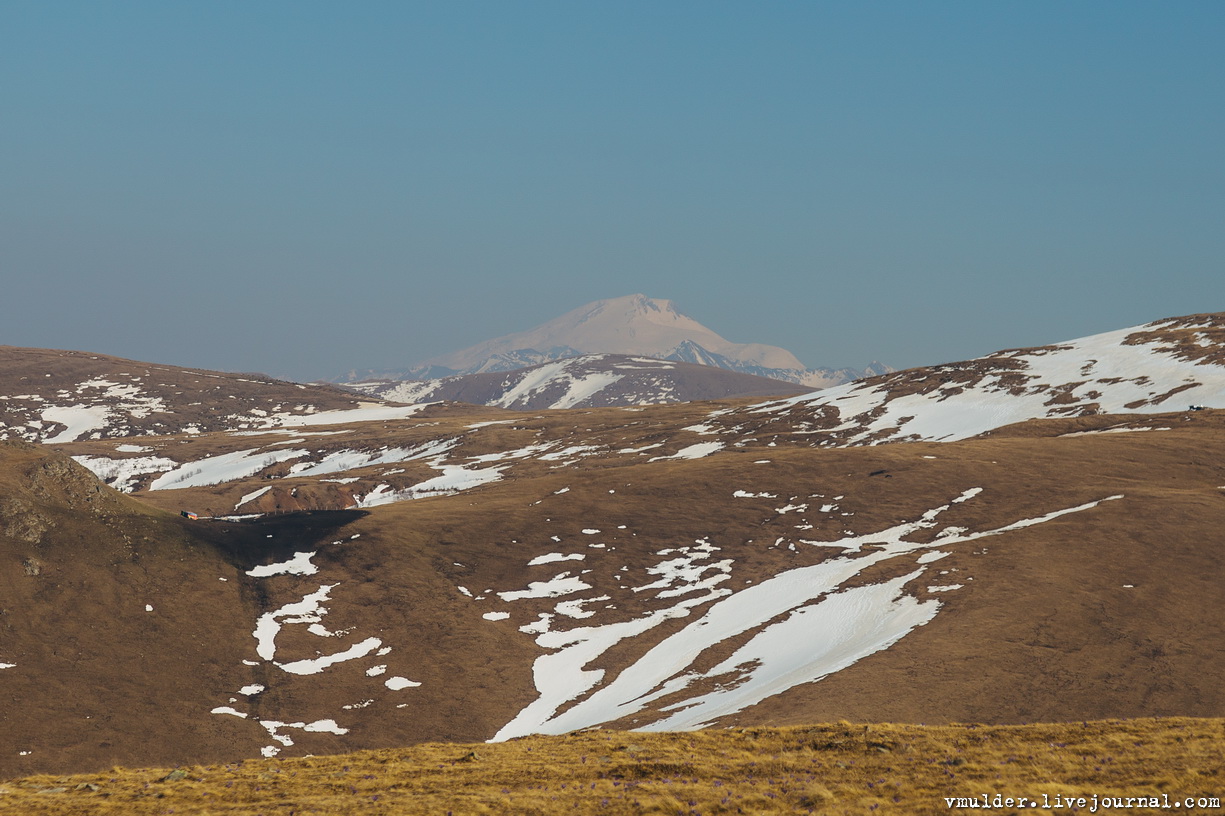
[338,294,889,387]
[346,354,803,410]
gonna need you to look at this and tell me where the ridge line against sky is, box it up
[2,1,1222,382]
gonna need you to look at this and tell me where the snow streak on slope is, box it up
[347,353,805,410]
[491,359,624,409]
[215,545,421,758]
[491,490,1121,740]
[148,448,311,491]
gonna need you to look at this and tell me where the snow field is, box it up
[148,448,310,491]
[492,489,1122,740]
[71,454,178,493]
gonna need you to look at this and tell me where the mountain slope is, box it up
[0,346,422,443]
[704,312,1225,446]
[346,354,804,410]
[18,401,1225,775]
[341,294,887,387]
[6,311,1225,779]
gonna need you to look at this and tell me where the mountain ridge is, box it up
[344,353,805,410]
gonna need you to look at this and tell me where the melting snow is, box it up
[1060,426,1170,437]
[289,438,458,477]
[385,676,421,690]
[72,454,179,492]
[491,360,624,410]
[493,490,1122,740]
[554,596,611,619]
[753,321,1225,444]
[277,637,384,676]
[41,405,113,443]
[540,445,602,462]
[259,718,349,748]
[355,462,503,507]
[236,486,272,509]
[649,442,724,462]
[148,448,309,490]
[528,552,586,565]
[498,573,593,601]
[270,403,427,428]
[211,706,248,718]
[246,551,319,578]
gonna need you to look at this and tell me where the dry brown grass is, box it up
[1,718,1222,815]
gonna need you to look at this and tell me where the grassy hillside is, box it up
[1,719,1222,814]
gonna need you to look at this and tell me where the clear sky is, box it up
[3,1,1223,381]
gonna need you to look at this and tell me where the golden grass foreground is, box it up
[1,719,1222,815]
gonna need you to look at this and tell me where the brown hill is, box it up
[708,312,1225,446]
[0,346,406,443]
[5,405,1225,776]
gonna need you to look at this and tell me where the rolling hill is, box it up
[2,311,1224,781]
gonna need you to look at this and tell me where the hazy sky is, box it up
[3,2,1223,381]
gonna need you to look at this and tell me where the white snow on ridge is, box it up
[148,448,309,490]
[751,321,1225,444]
[267,403,428,428]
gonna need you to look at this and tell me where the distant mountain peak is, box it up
[341,295,887,388]
[418,294,807,373]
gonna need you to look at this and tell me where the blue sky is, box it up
[3,1,1223,380]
